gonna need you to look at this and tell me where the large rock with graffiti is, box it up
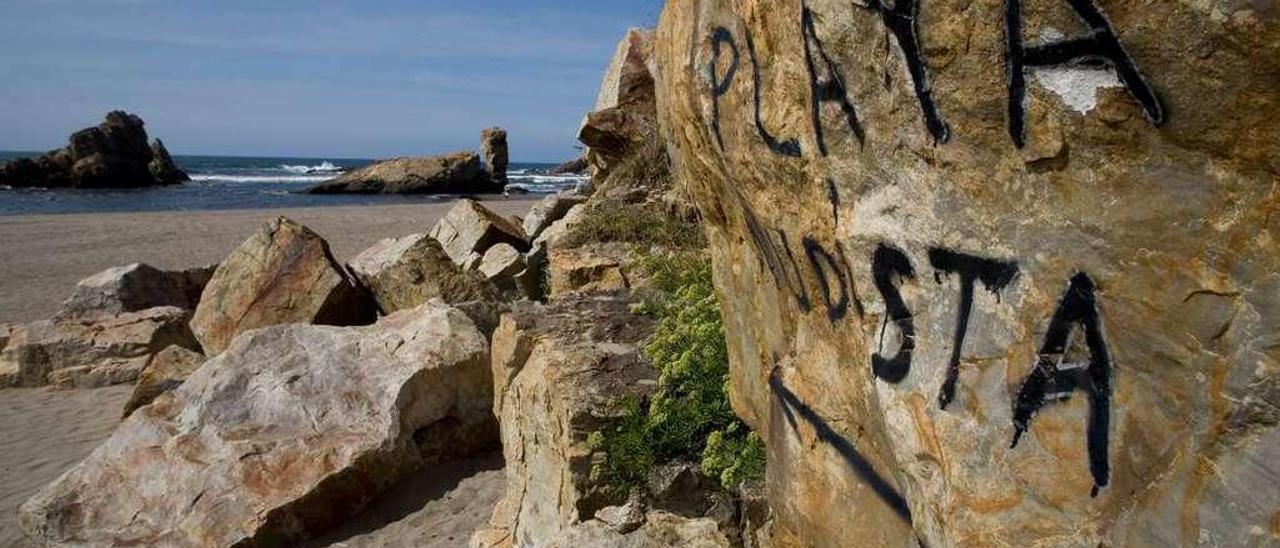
[655,1,1279,546]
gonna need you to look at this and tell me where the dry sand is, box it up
[0,199,537,545]
[0,197,540,323]
[0,385,133,546]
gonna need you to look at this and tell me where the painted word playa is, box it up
[657,0,1279,545]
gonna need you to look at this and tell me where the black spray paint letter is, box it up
[804,237,860,322]
[864,0,951,143]
[1011,273,1113,497]
[802,5,864,154]
[745,28,803,157]
[871,245,917,383]
[1005,0,1165,148]
[928,249,1018,409]
[708,27,740,151]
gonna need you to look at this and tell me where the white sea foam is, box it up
[190,174,333,184]
[279,161,342,174]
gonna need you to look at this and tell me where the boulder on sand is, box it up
[429,199,529,266]
[0,111,188,188]
[56,262,216,321]
[190,217,375,355]
[306,151,498,194]
[0,306,200,389]
[120,345,205,418]
[476,296,658,546]
[481,128,510,184]
[348,233,502,315]
[20,302,497,547]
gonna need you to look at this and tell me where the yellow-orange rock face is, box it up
[655,1,1279,546]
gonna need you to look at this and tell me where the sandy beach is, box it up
[0,197,540,323]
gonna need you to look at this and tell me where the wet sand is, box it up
[0,197,539,323]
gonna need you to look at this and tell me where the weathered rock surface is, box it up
[0,307,199,388]
[482,128,510,184]
[190,217,374,355]
[476,296,658,546]
[120,345,205,418]
[0,111,188,188]
[542,511,732,548]
[348,233,501,315]
[656,1,1280,546]
[56,262,215,321]
[579,28,658,177]
[307,151,497,194]
[478,243,526,292]
[20,303,496,547]
[550,157,589,175]
[522,194,587,241]
[548,242,634,297]
[429,199,529,266]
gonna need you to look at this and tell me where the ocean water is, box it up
[0,152,587,216]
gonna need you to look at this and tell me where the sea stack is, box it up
[0,111,188,189]
[481,127,509,185]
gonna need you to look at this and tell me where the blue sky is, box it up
[0,0,664,161]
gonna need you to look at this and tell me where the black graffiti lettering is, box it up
[1005,0,1165,148]
[745,28,803,157]
[928,248,1019,409]
[777,230,813,312]
[708,27,741,151]
[802,5,864,154]
[804,237,853,322]
[864,0,951,144]
[1011,273,1113,497]
[871,245,916,383]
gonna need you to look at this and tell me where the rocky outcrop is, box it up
[656,2,1280,546]
[306,151,496,194]
[543,511,732,548]
[20,303,496,547]
[0,111,188,188]
[579,29,657,178]
[475,296,658,546]
[478,243,526,294]
[481,128,510,184]
[548,242,634,297]
[190,217,375,355]
[429,199,529,266]
[0,307,199,388]
[550,157,589,175]
[56,263,215,321]
[348,233,502,315]
[121,345,204,418]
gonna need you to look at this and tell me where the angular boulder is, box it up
[478,296,658,546]
[656,2,1280,546]
[348,233,501,315]
[550,156,589,175]
[121,345,205,418]
[0,111,188,188]
[579,28,657,177]
[541,511,732,548]
[481,127,510,184]
[548,243,633,297]
[20,303,496,547]
[522,193,587,241]
[0,307,199,388]
[478,243,525,292]
[306,151,497,194]
[429,199,529,266]
[190,217,374,355]
[56,262,215,321]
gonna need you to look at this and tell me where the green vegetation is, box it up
[593,252,766,492]
[561,200,705,250]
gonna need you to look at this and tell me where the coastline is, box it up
[0,197,541,323]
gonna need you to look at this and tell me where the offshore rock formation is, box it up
[0,111,188,188]
[308,129,508,194]
[482,127,510,184]
[20,303,495,546]
[190,217,375,355]
[306,151,492,194]
[655,1,1279,546]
